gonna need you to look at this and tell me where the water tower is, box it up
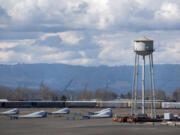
[131,37,156,118]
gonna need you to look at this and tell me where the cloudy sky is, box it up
[0,0,180,66]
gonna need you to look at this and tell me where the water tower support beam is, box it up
[131,56,135,115]
[131,53,137,115]
[149,54,153,117]
[151,53,156,118]
[142,55,145,114]
[134,54,139,115]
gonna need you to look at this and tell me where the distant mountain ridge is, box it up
[0,63,179,93]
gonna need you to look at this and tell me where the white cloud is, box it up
[1,0,180,30]
[60,58,95,66]
[4,0,37,22]
[155,2,180,25]
[58,31,83,45]
[154,40,180,64]
[41,51,73,61]
[86,0,114,29]
[93,30,180,66]
[0,0,180,66]
[0,42,18,49]
[0,51,14,62]
[0,50,33,64]
[0,24,8,28]
[93,33,134,66]
[79,51,86,57]
[40,31,83,45]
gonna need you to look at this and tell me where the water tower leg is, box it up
[131,54,136,115]
[150,54,156,118]
[142,56,145,114]
[134,54,139,115]
[149,54,153,117]
[131,53,138,115]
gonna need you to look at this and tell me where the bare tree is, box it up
[155,89,166,101]
[173,88,180,101]
[40,83,59,101]
[0,85,13,100]
[144,88,166,101]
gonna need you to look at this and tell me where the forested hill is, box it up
[0,64,179,93]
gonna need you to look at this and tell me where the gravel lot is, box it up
[0,108,180,135]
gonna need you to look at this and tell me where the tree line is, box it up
[0,84,117,101]
[0,84,180,101]
[119,88,180,101]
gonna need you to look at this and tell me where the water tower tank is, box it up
[134,37,154,56]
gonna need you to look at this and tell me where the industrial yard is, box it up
[1,0,180,135]
[0,37,180,134]
[0,108,180,135]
